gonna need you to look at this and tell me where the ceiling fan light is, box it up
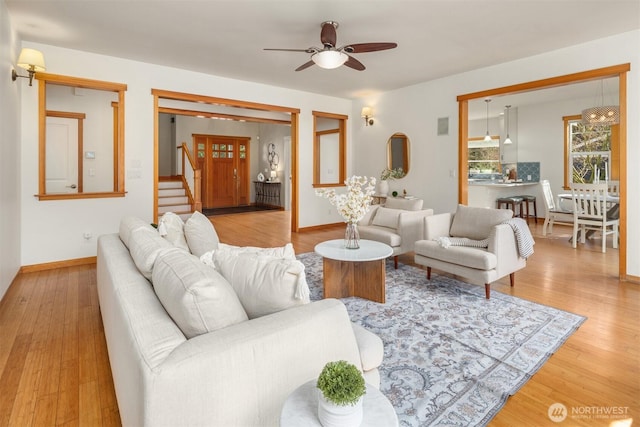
[312,50,348,69]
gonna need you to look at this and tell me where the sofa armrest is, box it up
[423,212,453,240]
[147,299,368,427]
[488,224,524,277]
[397,209,434,251]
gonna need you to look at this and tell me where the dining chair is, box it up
[540,180,573,236]
[570,183,619,253]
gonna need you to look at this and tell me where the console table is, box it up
[254,181,281,207]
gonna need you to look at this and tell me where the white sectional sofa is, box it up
[97,213,383,426]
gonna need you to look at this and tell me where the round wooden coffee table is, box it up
[314,239,393,303]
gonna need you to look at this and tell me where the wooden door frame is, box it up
[457,63,630,278]
[152,89,300,231]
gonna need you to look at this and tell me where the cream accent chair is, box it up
[414,205,527,299]
[358,198,433,269]
[541,179,574,235]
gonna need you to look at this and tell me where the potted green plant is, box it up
[316,360,367,427]
[378,167,405,196]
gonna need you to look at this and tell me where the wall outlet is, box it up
[527,175,532,181]
[83,232,92,240]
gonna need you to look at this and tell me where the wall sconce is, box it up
[11,48,46,86]
[361,107,374,126]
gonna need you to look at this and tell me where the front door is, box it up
[194,135,250,208]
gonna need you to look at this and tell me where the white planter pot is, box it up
[378,180,389,196]
[317,393,363,427]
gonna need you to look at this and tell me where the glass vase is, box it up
[344,222,360,249]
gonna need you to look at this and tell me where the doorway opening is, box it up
[457,63,630,278]
[152,89,300,231]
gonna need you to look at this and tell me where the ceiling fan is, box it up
[264,21,397,71]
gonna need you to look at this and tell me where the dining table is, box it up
[557,192,620,218]
[557,192,621,241]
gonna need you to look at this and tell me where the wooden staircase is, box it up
[158,177,193,221]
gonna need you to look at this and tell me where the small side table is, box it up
[280,380,398,427]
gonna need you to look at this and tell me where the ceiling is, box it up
[7,0,639,100]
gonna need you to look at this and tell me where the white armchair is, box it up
[414,205,528,299]
[358,198,433,269]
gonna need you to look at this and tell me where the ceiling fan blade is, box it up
[264,48,315,53]
[344,42,397,53]
[320,21,337,47]
[344,55,365,71]
[295,60,315,72]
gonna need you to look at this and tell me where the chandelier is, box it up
[581,80,619,125]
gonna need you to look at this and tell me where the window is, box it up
[564,115,613,187]
[468,136,500,175]
[37,73,127,200]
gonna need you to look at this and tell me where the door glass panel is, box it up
[213,152,219,158]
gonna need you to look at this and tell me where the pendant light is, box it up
[483,99,492,142]
[581,80,619,125]
[503,105,513,145]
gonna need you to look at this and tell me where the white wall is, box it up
[0,2,21,299]
[19,42,352,266]
[352,30,640,278]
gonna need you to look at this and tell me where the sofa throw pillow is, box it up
[158,212,190,252]
[199,242,295,270]
[213,250,310,319]
[358,204,380,226]
[184,211,220,257]
[384,197,423,211]
[128,227,174,280]
[371,207,402,229]
[119,216,156,249]
[152,249,248,339]
[449,204,514,240]
[217,242,296,259]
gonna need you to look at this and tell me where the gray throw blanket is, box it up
[501,218,535,259]
[434,218,535,259]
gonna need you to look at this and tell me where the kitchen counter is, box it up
[468,181,540,209]
[468,180,538,187]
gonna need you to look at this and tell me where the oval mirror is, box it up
[387,133,410,175]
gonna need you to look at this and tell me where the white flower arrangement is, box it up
[315,176,377,224]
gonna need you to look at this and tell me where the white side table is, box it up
[280,380,398,427]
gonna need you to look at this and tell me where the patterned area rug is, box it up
[298,253,586,427]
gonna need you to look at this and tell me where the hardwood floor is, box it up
[0,211,637,426]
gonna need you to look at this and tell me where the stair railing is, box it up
[178,142,202,212]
